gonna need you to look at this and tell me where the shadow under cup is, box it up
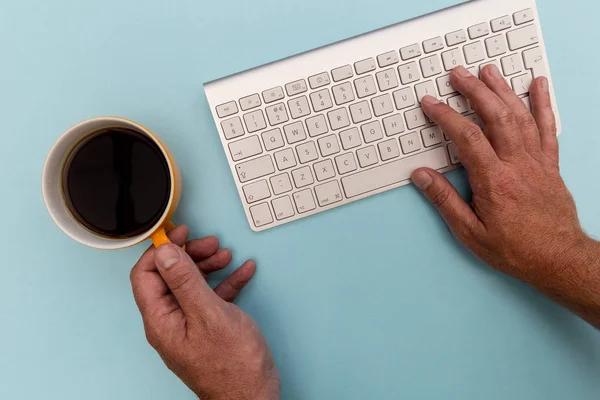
[42,117,179,250]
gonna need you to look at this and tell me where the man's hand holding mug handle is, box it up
[130,226,281,399]
[412,65,600,328]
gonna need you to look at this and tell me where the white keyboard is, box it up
[204,0,561,231]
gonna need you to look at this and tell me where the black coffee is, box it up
[63,128,171,238]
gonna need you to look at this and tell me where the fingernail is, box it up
[540,77,549,93]
[487,64,502,80]
[421,95,439,106]
[412,170,433,190]
[155,245,180,269]
[455,66,471,78]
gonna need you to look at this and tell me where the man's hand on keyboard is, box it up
[412,65,600,328]
[130,225,281,400]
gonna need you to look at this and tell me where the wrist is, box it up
[201,370,281,400]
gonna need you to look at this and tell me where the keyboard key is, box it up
[262,87,284,103]
[314,159,335,181]
[393,87,416,110]
[229,135,263,161]
[335,153,357,174]
[501,53,524,76]
[378,139,401,161]
[441,48,465,71]
[511,72,533,96]
[463,41,486,64]
[445,29,467,46]
[479,59,502,78]
[514,8,534,25]
[485,35,508,58]
[340,127,362,150]
[283,121,307,144]
[285,79,308,97]
[400,43,422,60]
[239,94,261,111]
[306,114,329,137]
[399,132,421,154]
[310,89,333,112]
[436,74,456,96]
[288,96,311,119]
[272,196,295,220]
[327,108,351,130]
[398,62,420,85]
[361,121,383,143]
[405,108,427,129]
[376,68,399,91]
[354,58,376,74]
[317,134,341,157]
[266,103,289,126]
[447,143,460,165]
[448,95,471,114]
[293,189,316,213]
[249,203,273,227]
[491,15,511,32]
[507,24,539,51]
[342,147,448,198]
[382,114,405,136]
[523,47,546,78]
[216,101,238,118]
[356,146,378,167]
[332,82,355,105]
[243,109,267,133]
[296,141,319,164]
[415,81,437,102]
[377,51,399,67]
[274,148,297,170]
[468,22,489,39]
[371,93,394,117]
[236,155,275,183]
[262,128,284,151]
[309,72,331,89]
[242,180,270,203]
[315,180,343,206]
[354,75,377,98]
[522,96,531,112]
[421,126,443,147]
[332,65,354,82]
[420,55,443,78]
[221,116,245,140]
[270,173,293,195]
[423,36,444,53]
[291,165,314,188]
[349,101,372,123]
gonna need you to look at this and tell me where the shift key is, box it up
[236,155,275,183]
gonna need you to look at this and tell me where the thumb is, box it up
[155,243,214,312]
[411,168,481,239]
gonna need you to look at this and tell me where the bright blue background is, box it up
[1,0,599,398]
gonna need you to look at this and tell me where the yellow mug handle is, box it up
[150,220,177,248]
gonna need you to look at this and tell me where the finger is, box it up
[196,248,233,274]
[214,260,257,303]
[450,66,523,157]
[154,243,216,313]
[529,76,559,164]
[479,64,540,155]
[130,225,189,317]
[411,168,483,241]
[185,236,220,261]
[421,96,500,175]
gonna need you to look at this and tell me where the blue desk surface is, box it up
[1,0,599,398]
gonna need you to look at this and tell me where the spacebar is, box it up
[341,147,449,198]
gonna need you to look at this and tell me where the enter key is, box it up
[523,47,547,78]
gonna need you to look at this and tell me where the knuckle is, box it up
[429,186,452,209]
[516,113,537,131]
[167,266,197,293]
[458,122,483,144]
[494,107,516,127]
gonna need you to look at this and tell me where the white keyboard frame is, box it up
[204,0,561,232]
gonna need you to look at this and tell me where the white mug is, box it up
[42,117,182,250]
